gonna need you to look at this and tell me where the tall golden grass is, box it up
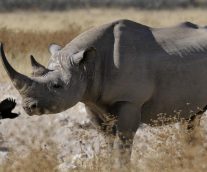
[0,8,207,32]
[0,26,80,55]
[1,148,59,172]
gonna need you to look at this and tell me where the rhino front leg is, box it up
[111,102,141,168]
[85,104,116,151]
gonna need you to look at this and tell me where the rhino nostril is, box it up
[30,104,37,109]
[23,106,31,114]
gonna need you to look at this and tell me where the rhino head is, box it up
[0,43,96,115]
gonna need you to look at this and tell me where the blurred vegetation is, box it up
[0,0,207,11]
[0,26,81,55]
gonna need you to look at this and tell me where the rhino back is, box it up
[152,22,207,57]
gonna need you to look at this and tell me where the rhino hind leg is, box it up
[184,106,206,146]
[187,113,202,130]
[187,104,207,130]
[111,101,141,168]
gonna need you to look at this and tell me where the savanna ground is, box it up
[1,8,207,172]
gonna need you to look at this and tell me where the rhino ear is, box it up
[72,47,96,65]
[49,44,62,55]
[30,55,50,77]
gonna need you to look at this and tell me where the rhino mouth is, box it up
[23,106,31,114]
[23,106,46,115]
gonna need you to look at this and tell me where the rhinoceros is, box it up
[1,19,207,165]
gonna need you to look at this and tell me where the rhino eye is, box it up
[52,83,63,89]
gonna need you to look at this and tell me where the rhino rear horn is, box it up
[30,55,50,77]
[0,43,33,92]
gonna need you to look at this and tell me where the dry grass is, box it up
[0,26,81,54]
[1,148,59,172]
[1,117,207,172]
[132,122,207,172]
[0,8,207,32]
[0,141,59,172]
[67,116,207,172]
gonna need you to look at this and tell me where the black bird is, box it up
[0,98,19,119]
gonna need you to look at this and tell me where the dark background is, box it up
[0,0,206,11]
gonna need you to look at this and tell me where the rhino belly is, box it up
[140,87,207,124]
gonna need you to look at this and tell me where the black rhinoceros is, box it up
[1,19,207,165]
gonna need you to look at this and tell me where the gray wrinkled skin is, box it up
[2,19,207,167]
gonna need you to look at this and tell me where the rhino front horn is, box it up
[0,43,33,92]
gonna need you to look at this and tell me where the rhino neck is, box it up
[82,52,104,104]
